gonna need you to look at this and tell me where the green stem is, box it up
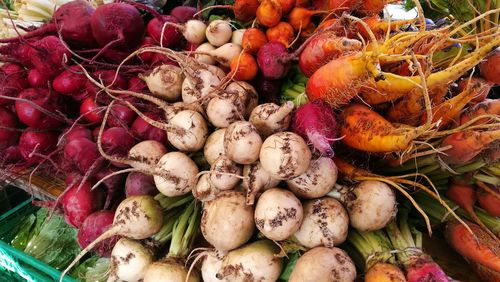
[168,201,200,258]
[454,160,486,173]
[155,194,194,211]
[473,174,500,186]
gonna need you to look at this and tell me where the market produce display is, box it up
[0,0,498,281]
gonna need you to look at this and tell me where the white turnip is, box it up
[231,29,245,45]
[254,188,303,241]
[167,110,208,152]
[140,64,184,102]
[204,129,226,165]
[209,155,242,191]
[225,81,258,118]
[249,101,294,137]
[154,152,199,197]
[181,69,221,105]
[294,198,349,248]
[216,240,283,282]
[128,140,167,171]
[193,174,218,202]
[224,121,262,165]
[206,92,246,128]
[206,20,233,47]
[195,43,217,65]
[201,252,227,282]
[201,191,254,251]
[143,258,200,282]
[288,247,356,282]
[206,43,243,66]
[109,238,154,282]
[287,157,338,199]
[242,161,281,205]
[259,131,311,180]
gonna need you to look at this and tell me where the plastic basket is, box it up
[0,196,78,282]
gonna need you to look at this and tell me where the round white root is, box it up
[345,180,397,232]
[286,157,338,199]
[128,140,167,171]
[259,131,312,180]
[294,198,349,248]
[231,29,245,45]
[140,64,184,102]
[209,155,242,191]
[216,240,283,282]
[201,191,255,251]
[164,102,204,123]
[206,92,245,128]
[167,110,208,152]
[249,101,294,138]
[143,258,200,282]
[193,174,218,202]
[184,20,207,44]
[289,247,356,282]
[154,152,199,197]
[204,129,227,166]
[242,161,281,205]
[195,43,217,65]
[224,121,262,165]
[206,20,233,47]
[110,238,153,282]
[181,69,221,105]
[201,252,228,282]
[225,81,258,118]
[209,43,242,66]
[254,188,303,241]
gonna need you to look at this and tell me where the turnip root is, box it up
[61,195,163,281]
[202,252,227,282]
[206,20,233,47]
[254,188,303,241]
[209,155,242,191]
[195,43,217,65]
[140,65,184,102]
[216,240,283,282]
[181,69,221,104]
[193,174,218,202]
[225,81,258,118]
[180,20,208,44]
[154,152,199,197]
[109,238,154,282]
[144,258,200,282]
[224,121,263,164]
[206,92,246,128]
[287,157,338,199]
[204,129,227,165]
[128,140,167,171]
[289,247,356,282]
[259,132,312,180]
[201,191,254,251]
[231,29,245,45]
[164,102,205,122]
[294,198,349,248]
[242,161,281,205]
[207,43,243,66]
[249,101,294,138]
[332,181,397,231]
[167,110,208,152]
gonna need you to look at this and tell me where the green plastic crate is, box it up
[0,198,78,282]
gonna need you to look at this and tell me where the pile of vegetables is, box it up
[0,0,498,281]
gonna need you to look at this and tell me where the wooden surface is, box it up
[0,170,65,201]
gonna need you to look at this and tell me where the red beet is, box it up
[0,107,20,150]
[64,138,102,174]
[125,172,157,197]
[18,130,58,162]
[257,41,291,79]
[170,6,197,23]
[0,64,28,105]
[80,97,104,124]
[147,15,182,47]
[108,103,138,128]
[480,48,499,84]
[477,187,500,217]
[91,3,145,52]
[62,181,104,228]
[130,112,168,144]
[29,36,72,77]
[95,166,127,209]
[86,70,128,97]
[77,210,119,257]
[292,101,338,157]
[15,88,63,129]
[27,69,50,88]
[128,76,148,92]
[101,127,136,157]
[52,66,87,96]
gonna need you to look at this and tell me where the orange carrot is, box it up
[298,31,362,77]
[332,156,375,179]
[445,220,500,273]
[265,22,295,47]
[339,104,417,153]
[441,130,500,165]
[229,52,258,81]
[242,28,268,54]
[256,0,282,27]
[365,263,407,282]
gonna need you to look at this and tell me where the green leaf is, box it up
[279,252,300,281]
